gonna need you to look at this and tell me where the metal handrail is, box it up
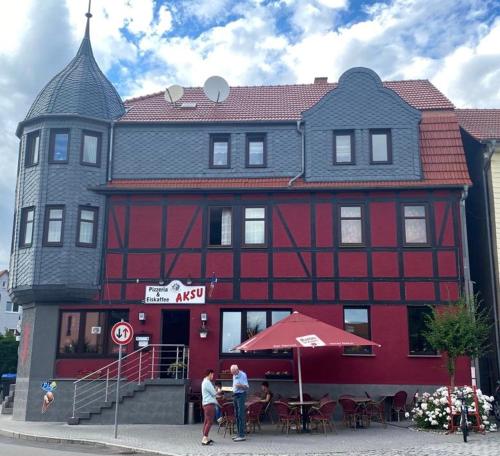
[71,344,189,419]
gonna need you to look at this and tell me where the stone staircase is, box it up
[1,384,15,415]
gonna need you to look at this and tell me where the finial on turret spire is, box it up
[84,0,92,38]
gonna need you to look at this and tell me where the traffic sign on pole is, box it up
[111,321,134,346]
[111,320,133,439]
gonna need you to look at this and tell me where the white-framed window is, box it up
[403,205,428,244]
[339,205,363,245]
[5,301,19,313]
[244,207,266,246]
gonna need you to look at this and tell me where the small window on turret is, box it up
[49,129,70,163]
[25,131,40,167]
[81,131,102,166]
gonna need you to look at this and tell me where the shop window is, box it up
[243,207,266,246]
[333,130,354,164]
[77,206,98,247]
[209,134,230,168]
[339,205,364,245]
[343,307,372,355]
[408,306,437,355]
[370,129,392,163]
[5,301,19,313]
[19,207,35,248]
[43,205,65,246]
[246,133,266,167]
[58,310,129,357]
[208,207,232,246]
[221,309,291,356]
[403,205,428,244]
[25,130,40,166]
[49,129,70,163]
[81,130,101,166]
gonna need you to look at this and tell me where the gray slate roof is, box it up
[25,24,125,121]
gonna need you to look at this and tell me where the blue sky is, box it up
[0,0,500,270]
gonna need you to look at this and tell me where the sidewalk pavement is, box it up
[0,415,499,456]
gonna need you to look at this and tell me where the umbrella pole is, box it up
[297,347,303,402]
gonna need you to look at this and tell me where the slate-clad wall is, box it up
[113,123,301,179]
[9,118,109,302]
[303,67,422,182]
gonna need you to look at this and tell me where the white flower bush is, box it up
[410,386,497,432]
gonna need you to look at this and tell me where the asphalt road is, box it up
[0,434,138,456]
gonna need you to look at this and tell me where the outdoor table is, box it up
[349,397,371,428]
[288,400,319,432]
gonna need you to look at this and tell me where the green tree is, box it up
[424,295,490,387]
[0,333,18,377]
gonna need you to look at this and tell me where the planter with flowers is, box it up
[409,386,497,432]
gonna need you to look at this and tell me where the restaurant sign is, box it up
[145,280,205,304]
[296,334,326,347]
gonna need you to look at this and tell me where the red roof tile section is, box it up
[121,80,454,123]
[104,111,470,191]
[456,109,500,141]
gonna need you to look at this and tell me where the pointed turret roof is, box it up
[25,10,125,122]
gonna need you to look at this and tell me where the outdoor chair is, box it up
[218,401,236,437]
[339,398,368,429]
[246,401,265,433]
[391,390,408,422]
[405,389,419,413]
[261,398,275,424]
[364,395,387,427]
[309,400,337,435]
[274,400,301,434]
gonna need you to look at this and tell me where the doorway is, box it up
[161,310,190,378]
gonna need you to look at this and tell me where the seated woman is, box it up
[259,381,273,404]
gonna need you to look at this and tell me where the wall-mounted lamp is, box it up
[199,313,208,338]
[138,312,146,323]
[186,275,193,285]
[159,279,165,286]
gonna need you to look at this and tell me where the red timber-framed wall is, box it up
[55,187,471,387]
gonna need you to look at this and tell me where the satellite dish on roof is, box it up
[203,76,230,103]
[164,84,184,103]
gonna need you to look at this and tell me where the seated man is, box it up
[259,381,273,404]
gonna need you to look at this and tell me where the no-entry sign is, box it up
[111,321,134,345]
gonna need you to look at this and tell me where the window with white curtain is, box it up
[403,205,428,244]
[77,206,98,247]
[44,206,64,246]
[340,205,363,245]
[244,207,266,246]
[20,207,35,248]
[209,207,232,246]
[81,131,101,165]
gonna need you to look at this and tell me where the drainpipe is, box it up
[107,120,115,181]
[460,185,480,387]
[288,120,304,187]
[481,140,500,385]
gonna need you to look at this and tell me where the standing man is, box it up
[230,364,249,441]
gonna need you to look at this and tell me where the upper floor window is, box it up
[19,207,35,248]
[81,131,101,166]
[403,205,428,245]
[339,205,363,245]
[408,306,437,356]
[370,129,392,164]
[210,134,230,168]
[77,206,98,247]
[333,130,354,164]
[43,205,65,246]
[5,301,19,313]
[244,207,266,246]
[343,307,372,355]
[246,134,266,167]
[209,207,232,247]
[49,129,70,163]
[25,131,40,166]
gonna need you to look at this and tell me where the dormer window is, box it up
[81,131,101,166]
[210,134,230,168]
[49,129,70,163]
[25,131,40,167]
[246,134,266,167]
[370,129,391,164]
[333,130,354,164]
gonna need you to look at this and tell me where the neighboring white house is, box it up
[0,270,20,335]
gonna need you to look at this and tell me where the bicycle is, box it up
[456,390,469,442]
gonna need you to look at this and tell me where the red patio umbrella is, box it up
[234,312,381,402]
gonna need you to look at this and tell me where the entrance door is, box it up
[161,310,190,378]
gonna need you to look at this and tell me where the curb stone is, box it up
[0,428,174,455]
